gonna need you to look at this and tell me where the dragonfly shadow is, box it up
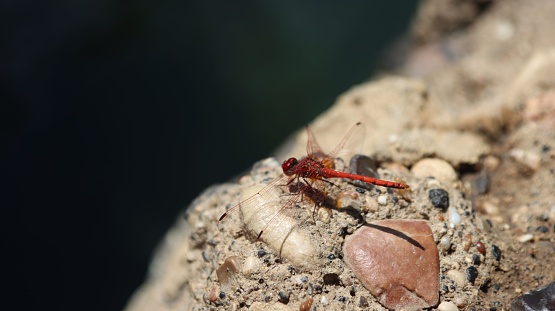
[285,180,424,251]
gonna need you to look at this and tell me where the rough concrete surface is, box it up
[125,1,555,310]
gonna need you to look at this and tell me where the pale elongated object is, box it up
[239,184,316,270]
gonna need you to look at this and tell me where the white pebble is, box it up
[320,296,327,304]
[440,236,451,251]
[438,301,459,311]
[517,233,534,243]
[377,195,388,205]
[446,270,466,288]
[509,149,540,171]
[448,207,462,225]
[242,256,258,276]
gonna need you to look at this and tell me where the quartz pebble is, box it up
[509,148,541,172]
[438,301,459,311]
[448,206,462,225]
[377,195,388,205]
[446,270,466,288]
[440,236,452,251]
[517,233,534,243]
[242,256,258,276]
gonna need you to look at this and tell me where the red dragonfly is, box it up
[219,122,409,239]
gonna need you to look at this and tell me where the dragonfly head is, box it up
[282,157,298,176]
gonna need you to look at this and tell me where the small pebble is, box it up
[209,285,219,302]
[299,298,313,311]
[481,201,500,216]
[242,256,258,276]
[472,254,481,265]
[517,233,534,243]
[440,236,452,251]
[364,197,379,212]
[537,226,549,233]
[321,296,328,304]
[447,270,466,287]
[257,248,267,257]
[476,242,486,255]
[466,266,478,284]
[216,256,240,291]
[448,206,462,225]
[438,301,459,311]
[453,297,466,307]
[429,188,450,211]
[277,291,289,304]
[492,245,501,261]
[377,195,388,205]
[509,148,541,172]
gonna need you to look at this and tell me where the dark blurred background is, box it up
[2,1,417,310]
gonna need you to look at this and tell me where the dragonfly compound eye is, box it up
[282,158,298,176]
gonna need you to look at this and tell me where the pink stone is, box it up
[343,219,439,310]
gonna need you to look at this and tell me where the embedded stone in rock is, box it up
[343,219,439,310]
[429,188,450,211]
[216,256,240,292]
[411,158,458,184]
[511,281,555,311]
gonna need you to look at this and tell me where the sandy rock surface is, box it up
[125,1,555,310]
